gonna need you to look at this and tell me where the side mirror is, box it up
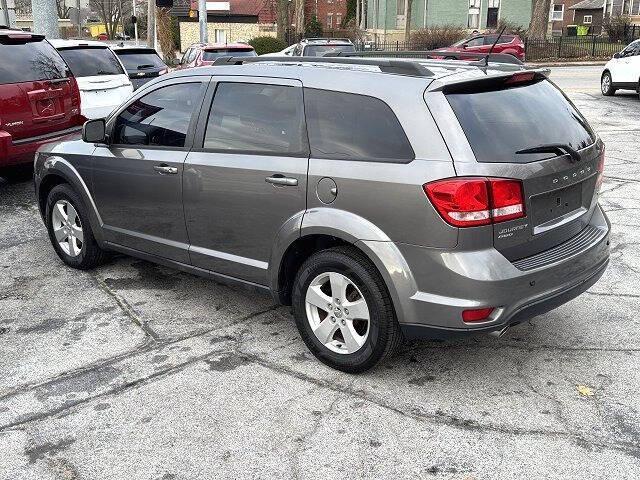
[82,119,106,144]
[462,44,468,49]
[613,52,621,59]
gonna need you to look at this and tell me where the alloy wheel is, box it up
[602,74,611,94]
[51,200,84,257]
[304,272,370,355]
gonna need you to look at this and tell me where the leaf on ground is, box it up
[577,385,595,397]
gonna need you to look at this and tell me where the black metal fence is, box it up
[350,35,640,61]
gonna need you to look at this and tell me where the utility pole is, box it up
[133,0,139,44]
[148,0,156,49]
[1,0,16,28]
[32,0,60,38]
[198,0,207,43]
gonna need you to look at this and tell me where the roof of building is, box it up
[569,0,605,10]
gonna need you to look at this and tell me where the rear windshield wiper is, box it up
[515,143,581,162]
[137,64,155,69]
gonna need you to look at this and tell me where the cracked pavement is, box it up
[1,66,639,479]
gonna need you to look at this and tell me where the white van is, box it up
[50,40,134,119]
[601,39,640,98]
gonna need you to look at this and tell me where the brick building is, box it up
[303,0,349,31]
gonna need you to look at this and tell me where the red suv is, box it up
[0,29,84,168]
[437,34,525,62]
[178,43,257,69]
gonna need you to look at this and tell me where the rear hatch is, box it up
[0,33,82,141]
[56,46,133,116]
[444,72,603,261]
[114,48,167,89]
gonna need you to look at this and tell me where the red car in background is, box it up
[436,34,525,62]
[0,29,84,168]
[177,43,257,69]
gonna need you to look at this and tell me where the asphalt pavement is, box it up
[1,66,639,479]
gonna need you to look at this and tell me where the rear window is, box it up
[447,80,595,163]
[57,47,124,77]
[304,88,414,162]
[0,39,67,84]
[202,49,256,61]
[115,50,166,70]
[304,44,355,57]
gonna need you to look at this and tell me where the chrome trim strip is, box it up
[533,207,588,235]
[190,245,269,270]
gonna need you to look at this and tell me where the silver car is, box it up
[34,57,610,372]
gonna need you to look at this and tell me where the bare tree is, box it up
[57,0,71,19]
[276,0,289,42]
[294,0,304,37]
[528,0,551,40]
[404,0,413,43]
[90,0,131,38]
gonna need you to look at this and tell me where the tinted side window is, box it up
[113,82,202,147]
[304,89,414,162]
[466,37,484,47]
[204,82,307,155]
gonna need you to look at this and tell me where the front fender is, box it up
[35,154,106,246]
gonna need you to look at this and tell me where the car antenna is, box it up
[483,25,507,67]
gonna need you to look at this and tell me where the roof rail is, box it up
[302,37,353,43]
[212,55,435,77]
[337,50,524,66]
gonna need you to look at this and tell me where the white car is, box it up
[601,39,640,97]
[261,44,295,57]
[50,40,134,119]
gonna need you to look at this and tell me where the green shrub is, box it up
[306,16,324,37]
[248,36,287,55]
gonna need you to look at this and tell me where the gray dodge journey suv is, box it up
[34,56,610,372]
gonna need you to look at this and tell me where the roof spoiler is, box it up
[336,50,524,66]
[0,31,45,44]
[428,69,550,94]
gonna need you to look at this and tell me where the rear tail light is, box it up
[424,177,525,228]
[595,147,605,193]
[462,307,495,322]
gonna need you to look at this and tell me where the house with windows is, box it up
[549,0,640,37]
[363,0,532,41]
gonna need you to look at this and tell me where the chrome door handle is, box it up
[153,165,178,175]
[265,175,298,186]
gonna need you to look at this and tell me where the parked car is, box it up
[290,38,356,57]
[112,45,168,90]
[436,34,525,62]
[178,43,257,68]
[601,39,640,97]
[0,29,84,168]
[50,39,134,119]
[35,57,610,372]
[261,44,296,57]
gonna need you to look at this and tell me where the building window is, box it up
[487,0,499,28]
[336,13,342,27]
[583,15,592,24]
[468,0,481,29]
[397,0,406,15]
[551,4,564,21]
[327,13,333,29]
[215,29,227,43]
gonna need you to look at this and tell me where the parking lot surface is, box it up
[1,66,639,479]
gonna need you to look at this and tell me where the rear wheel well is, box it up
[277,235,352,305]
[38,174,68,217]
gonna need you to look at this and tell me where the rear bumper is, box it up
[363,204,611,338]
[0,127,82,167]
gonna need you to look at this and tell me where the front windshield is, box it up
[304,44,355,57]
[202,49,256,61]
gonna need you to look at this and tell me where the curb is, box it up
[528,61,607,67]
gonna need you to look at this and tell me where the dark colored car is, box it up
[112,46,169,89]
[34,57,609,372]
[437,34,525,61]
[0,29,83,168]
[178,43,257,69]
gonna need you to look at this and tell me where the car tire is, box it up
[45,184,107,270]
[601,71,616,96]
[291,246,403,373]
